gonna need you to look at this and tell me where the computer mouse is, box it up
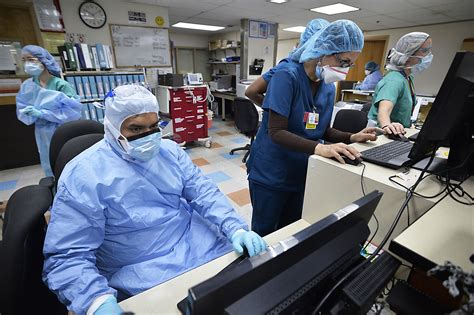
[386,133,410,142]
[331,156,362,166]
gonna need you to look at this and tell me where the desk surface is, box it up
[390,185,474,271]
[119,220,311,314]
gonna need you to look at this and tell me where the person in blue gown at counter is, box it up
[42,85,267,315]
[16,45,82,177]
[245,18,329,105]
[355,61,383,90]
[246,20,382,237]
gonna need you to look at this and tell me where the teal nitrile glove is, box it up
[28,107,43,118]
[231,229,268,257]
[94,296,123,315]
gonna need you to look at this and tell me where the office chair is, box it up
[229,97,260,163]
[332,109,368,133]
[54,133,104,185]
[0,185,67,315]
[39,120,104,190]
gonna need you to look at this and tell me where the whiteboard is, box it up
[110,24,171,67]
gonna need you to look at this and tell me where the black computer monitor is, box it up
[409,51,474,179]
[185,191,383,314]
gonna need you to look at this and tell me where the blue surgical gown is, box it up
[247,61,335,192]
[16,77,80,177]
[356,70,383,90]
[43,139,248,315]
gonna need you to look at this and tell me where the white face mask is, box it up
[318,65,349,83]
[364,70,371,76]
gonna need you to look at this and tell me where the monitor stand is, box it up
[411,156,448,176]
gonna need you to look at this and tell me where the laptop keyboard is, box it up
[362,141,413,163]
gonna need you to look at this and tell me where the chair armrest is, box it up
[39,177,55,190]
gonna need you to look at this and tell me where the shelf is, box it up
[209,47,240,51]
[64,71,143,75]
[208,61,240,64]
[80,98,103,103]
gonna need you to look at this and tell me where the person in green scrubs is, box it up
[368,32,433,135]
[17,45,81,176]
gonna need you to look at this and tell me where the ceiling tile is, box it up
[429,2,474,19]
[389,8,456,24]
[357,15,412,28]
[344,0,421,14]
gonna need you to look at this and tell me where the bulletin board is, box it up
[109,24,171,67]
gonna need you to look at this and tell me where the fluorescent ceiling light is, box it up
[172,22,224,31]
[268,0,288,3]
[283,26,306,33]
[310,3,359,15]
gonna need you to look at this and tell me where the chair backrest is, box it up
[49,120,104,172]
[332,109,368,133]
[0,185,66,315]
[54,133,104,182]
[233,97,260,137]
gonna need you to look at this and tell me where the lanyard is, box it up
[400,71,417,113]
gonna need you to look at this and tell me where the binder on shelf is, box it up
[96,107,105,122]
[74,76,85,99]
[115,75,122,86]
[127,75,134,83]
[81,76,92,99]
[64,43,77,70]
[109,75,116,89]
[104,45,114,68]
[102,76,111,95]
[65,77,77,94]
[82,104,91,120]
[95,44,109,69]
[96,76,105,98]
[58,46,70,70]
[87,103,98,121]
[121,75,128,85]
[133,75,139,83]
[81,43,94,69]
[91,46,100,71]
[74,44,86,70]
[139,74,145,83]
[72,46,81,71]
[88,76,98,99]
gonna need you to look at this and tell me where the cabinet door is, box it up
[194,49,211,82]
[176,48,194,75]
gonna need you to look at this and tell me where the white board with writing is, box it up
[110,24,171,67]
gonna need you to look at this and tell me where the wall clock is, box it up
[79,1,107,29]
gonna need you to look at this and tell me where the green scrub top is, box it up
[34,76,77,99]
[367,71,414,128]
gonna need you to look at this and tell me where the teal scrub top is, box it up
[34,76,77,98]
[367,71,414,128]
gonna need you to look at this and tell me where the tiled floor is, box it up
[0,119,254,229]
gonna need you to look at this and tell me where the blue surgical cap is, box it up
[365,61,379,72]
[21,45,62,77]
[299,19,330,46]
[103,85,159,156]
[296,20,364,63]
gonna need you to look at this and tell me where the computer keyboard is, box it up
[362,141,414,168]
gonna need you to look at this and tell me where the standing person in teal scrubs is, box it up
[246,20,382,237]
[16,45,82,176]
[368,32,433,135]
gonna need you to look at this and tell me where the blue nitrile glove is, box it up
[231,229,268,257]
[94,296,123,315]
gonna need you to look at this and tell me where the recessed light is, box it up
[310,3,359,15]
[268,0,288,3]
[172,22,225,31]
[283,26,306,33]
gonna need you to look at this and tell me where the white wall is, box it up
[169,32,210,48]
[210,31,240,42]
[276,38,298,63]
[364,20,474,96]
[59,0,169,47]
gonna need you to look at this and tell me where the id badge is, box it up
[304,112,319,129]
